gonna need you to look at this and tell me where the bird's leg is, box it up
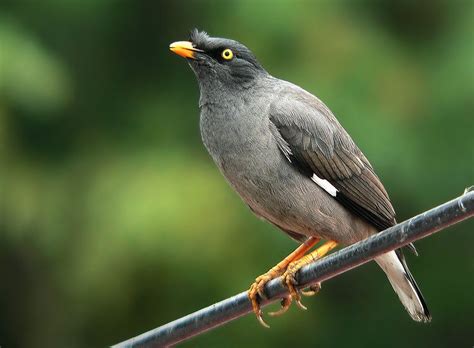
[279,240,338,312]
[248,237,320,328]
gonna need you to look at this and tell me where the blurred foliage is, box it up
[0,1,473,347]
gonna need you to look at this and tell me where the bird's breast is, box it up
[199,96,285,194]
[199,97,272,165]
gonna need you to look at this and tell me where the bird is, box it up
[169,29,431,327]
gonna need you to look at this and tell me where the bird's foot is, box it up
[267,284,321,317]
[270,240,337,315]
[248,268,285,328]
[270,262,322,314]
[248,267,319,325]
[247,237,321,328]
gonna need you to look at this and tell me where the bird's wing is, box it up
[269,87,396,231]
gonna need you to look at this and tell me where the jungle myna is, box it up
[170,30,430,327]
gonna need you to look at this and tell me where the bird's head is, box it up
[170,30,267,90]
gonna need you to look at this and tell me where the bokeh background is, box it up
[1,0,473,347]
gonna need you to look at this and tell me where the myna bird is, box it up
[170,30,431,327]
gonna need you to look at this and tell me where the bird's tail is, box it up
[375,250,431,323]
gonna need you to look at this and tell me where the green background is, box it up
[1,1,473,347]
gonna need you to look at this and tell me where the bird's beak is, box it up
[169,41,203,59]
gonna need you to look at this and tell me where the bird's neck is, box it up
[197,74,267,108]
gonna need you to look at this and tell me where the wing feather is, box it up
[270,86,396,230]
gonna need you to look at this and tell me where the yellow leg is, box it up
[279,240,338,312]
[248,237,320,328]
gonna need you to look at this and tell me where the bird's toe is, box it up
[301,282,321,297]
[248,272,283,328]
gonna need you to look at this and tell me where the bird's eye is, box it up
[221,48,234,60]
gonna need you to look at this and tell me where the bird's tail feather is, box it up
[375,250,431,323]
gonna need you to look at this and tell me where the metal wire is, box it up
[113,189,474,348]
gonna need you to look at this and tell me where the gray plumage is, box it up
[178,29,430,322]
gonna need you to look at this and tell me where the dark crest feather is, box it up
[189,29,209,49]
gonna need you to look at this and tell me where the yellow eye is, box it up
[221,48,234,60]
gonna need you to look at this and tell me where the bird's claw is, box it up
[248,274,275,328]
[280,262,310,311]
[275,266,321,312]
[251,262,319,322]
[268,296,291,316]
[255,309,270,328]
[301,283,321,297]
[286,271,306,310]
[248,249,325,326]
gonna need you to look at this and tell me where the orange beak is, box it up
[169,41,203,59]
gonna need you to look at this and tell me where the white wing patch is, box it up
[311,173,338,197]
